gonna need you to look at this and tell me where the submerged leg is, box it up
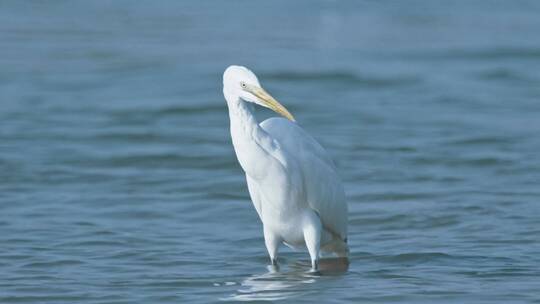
[263,226,281,271]
[303,211,322,272]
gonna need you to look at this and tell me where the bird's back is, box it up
[259,117,348,240]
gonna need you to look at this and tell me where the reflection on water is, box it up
[226,268,318,301]
[225,259,349,302]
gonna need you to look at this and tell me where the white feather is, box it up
[223,65,348,270]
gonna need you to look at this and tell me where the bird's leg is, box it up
[263,226,280,271]
[303,211,322,273]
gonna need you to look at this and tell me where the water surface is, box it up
[1,1,540,303]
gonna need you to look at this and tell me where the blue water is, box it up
[1,1,540,303]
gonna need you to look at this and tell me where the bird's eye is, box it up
[240,82,247,88]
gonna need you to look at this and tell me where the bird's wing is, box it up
[260,117,348,240]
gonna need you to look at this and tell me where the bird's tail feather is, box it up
[321,237,349,258]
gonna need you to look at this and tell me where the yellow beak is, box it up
[246,85,296,122]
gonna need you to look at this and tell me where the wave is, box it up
[262,71,421,88]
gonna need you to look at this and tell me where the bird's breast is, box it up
[262,211,306,245]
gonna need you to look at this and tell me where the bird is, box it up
[222,65,348,272]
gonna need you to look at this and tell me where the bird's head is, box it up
[223,65,295,121]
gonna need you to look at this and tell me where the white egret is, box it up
[223,65,348,272]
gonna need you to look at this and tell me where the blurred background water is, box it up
[1,1,540,303]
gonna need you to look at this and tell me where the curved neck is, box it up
[225,91,274,180]
[226,93,258,134]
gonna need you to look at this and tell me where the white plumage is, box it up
[223,65,348,271]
